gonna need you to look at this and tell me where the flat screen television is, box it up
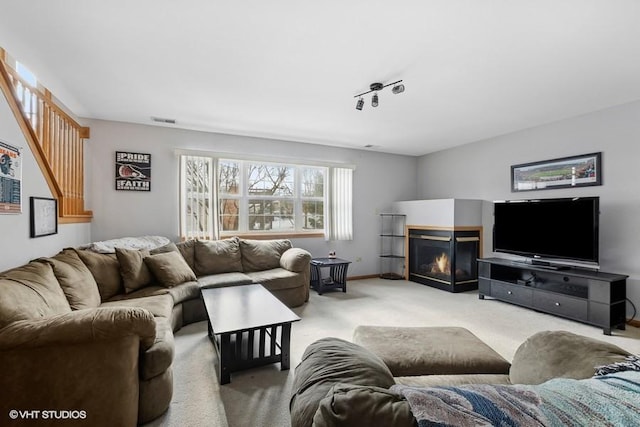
[493,196,599,267]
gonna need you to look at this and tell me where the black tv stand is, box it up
[478,257,627,335]
[529,260,570,270]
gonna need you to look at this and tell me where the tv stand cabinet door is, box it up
[532,291,588,322]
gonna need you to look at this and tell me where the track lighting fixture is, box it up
[354,80,404,110]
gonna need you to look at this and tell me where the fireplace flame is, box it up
[433,252,450,274]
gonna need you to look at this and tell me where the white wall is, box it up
[417,100,640,315]
[392,199,482,228]
[84,119,418,276]
[0,88,91,272]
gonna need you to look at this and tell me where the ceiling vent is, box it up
[151,116,176,124]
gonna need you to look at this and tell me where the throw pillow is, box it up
[290,337,395,427]
[75,249,124,301]
[115,247,153,293]
[313,385,416,427]
[509,330,631,384]
[144,251,197,288]
[45,248,101,309]
[194,237,243,275]
[239,239,292,272]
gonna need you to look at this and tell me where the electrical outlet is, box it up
[355,257,362,262]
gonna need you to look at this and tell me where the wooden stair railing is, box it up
[0,48,92,223]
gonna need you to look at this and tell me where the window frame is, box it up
[218,158,326,237]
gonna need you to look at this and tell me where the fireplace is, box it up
[408,228,481,292]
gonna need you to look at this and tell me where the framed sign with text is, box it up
[115,151,151,191]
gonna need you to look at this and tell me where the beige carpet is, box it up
[145,278,640,427]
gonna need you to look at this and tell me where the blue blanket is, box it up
[391,371,640,427]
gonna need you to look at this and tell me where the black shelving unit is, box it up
[379,213,406,279]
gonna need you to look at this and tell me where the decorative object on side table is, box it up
[310,257,351,295]
[30,196,57,237]
[511,152,601,192]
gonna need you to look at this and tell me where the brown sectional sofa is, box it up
[0,236,310,426]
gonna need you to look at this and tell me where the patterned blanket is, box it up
[391,371,640,427]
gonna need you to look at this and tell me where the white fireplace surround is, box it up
[391,198,491,256]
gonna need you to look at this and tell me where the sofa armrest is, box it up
[0,306,156,351]
[280,247,311,272]
[0,307,155,426]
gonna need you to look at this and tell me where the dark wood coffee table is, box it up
[201,284,300,384]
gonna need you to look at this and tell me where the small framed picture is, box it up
[511,152,602,192]
[30,197,58,238]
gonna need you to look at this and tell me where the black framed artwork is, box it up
[30,196,58,238]
[115,151,151,191]
[511,152,602,192]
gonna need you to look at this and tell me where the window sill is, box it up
[220,232,325,240]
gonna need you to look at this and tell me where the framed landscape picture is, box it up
[511,152,602,192]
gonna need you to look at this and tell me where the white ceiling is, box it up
[2,1,640,156]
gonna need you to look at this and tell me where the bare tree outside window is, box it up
[301,167,324,230]
[182,156,329,238]
[183,156,213,239]
[219,160,240,231]
[247,164,294,231]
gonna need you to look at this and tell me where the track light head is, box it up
[392,84,405,94]
[356,97,364,110]
[371,93,379,107]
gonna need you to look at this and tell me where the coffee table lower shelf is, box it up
[208,322,292,385]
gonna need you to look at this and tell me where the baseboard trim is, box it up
[348,274,387,281]
[348,274,407,281]
[627,319,640,328]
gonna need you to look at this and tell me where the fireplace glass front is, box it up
[408,228,480,292]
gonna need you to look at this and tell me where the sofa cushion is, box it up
[313,384,416,427]
[101,294,174,319]
[176,240,196,271]
[150,242,179,255]
[45,248,101,310]
[0,261,71,329]
[394,374,511,387]
[194,237,243,275]
[353,326,511,377]
[246,268,302,291]
[239,239,292,272]
[75,249,124,301]
[290,337,395,427]
[280,247,312,273]
[509,330,631,385]
[198,272,253,289]
[140,317,175,380]
[105,285,169,302]
[144,251,196,288]
[116,248,153,293]
[166,281,201,304]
